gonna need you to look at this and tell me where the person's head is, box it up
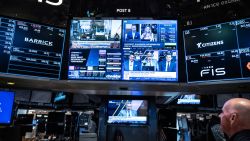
[126,103,132,110]
[146,52,152,60]
[166,54,172,62]
[131,25,137,33]
[129,54,135,62]
[144,26,151,33]
[219,98,250,138]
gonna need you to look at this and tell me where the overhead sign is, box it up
[203,0,241,10]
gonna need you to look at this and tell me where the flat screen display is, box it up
[177,94,200,105]
[68,19,178,81]
[30,91,52,103]
[0,16,66,79]
[53,92,67,103]
[122,20,178,81]
[184,18,250,82]
[68,19,122,80]
[0,91,15,125]
[107,100,148,124]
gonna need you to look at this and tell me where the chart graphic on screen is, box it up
[0,16,66,79]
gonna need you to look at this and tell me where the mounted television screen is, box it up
[14,90,31,102]
[0,91,15,125]
[122,20,178,81]
[68,19,122,80]
[107,100,148,124]
[177,94,200,105]
[184,18,250,82]
[0,16,66,79]
[30,91,52,103]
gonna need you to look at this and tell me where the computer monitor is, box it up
[107,100,148,124]
[0,91,15,125]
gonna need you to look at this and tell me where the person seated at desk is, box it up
[159,53,176,72]
[118,103,137,117]
[141,52,159,71]
[123,54,141,71]
[126,24,140,41]
[141,26,154,41]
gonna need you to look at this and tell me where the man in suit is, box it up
[123,54,141,71]
[118,103,137,117]
[159,54,176,72]
[126,24,140,41]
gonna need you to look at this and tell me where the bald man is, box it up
[219,98,250,141]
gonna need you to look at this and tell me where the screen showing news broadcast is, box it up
[184,18,250,82]
[122,20,178,81]
[0,16,66,79]
[107,100,148,124]
[68,19,122,80]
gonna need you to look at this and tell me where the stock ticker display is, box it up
[0,17,66,79]
[184,18,250,82]
[68,19,178,81]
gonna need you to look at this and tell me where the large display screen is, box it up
[68,19,122,80]
[68,19,178,81]
[184,18,250,82]
[0,91,15,125]
[122,20,178,81]
[0,16,66,79]
[107,100,148,124]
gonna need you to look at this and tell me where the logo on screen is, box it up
[24,37,53,46]
[38,0,63,6]
[200,67,226,77]
[197,40,224,48]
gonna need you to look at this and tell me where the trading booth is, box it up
[1,0,250,141]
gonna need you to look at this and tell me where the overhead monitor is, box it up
[0,16,66,79]
[122,20,178,81]
[68,19,178,82]
[184,18,250,82]
[68,19,122,80]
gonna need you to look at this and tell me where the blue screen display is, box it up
[107,100,148,124]
[0,91,15,124]
[68,19,178,81]
[122,20,178,81]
